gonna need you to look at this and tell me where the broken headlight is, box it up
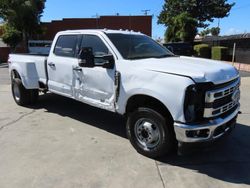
[184,84,205,123]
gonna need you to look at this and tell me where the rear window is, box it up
[54,35,78,57]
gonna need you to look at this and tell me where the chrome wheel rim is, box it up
[134,118,161,149]
[13,84,20,101]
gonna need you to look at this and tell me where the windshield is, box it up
[107,33,174,60]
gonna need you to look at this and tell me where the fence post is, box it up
[232,42,236,65]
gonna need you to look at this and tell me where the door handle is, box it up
[48,62,55,67]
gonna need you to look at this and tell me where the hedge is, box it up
[212,46,229,61]
[193,44,211,58]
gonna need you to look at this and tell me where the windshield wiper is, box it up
[128,56,150,60]
[153,54,174,58]
[127,54,174,60]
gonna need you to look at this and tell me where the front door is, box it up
[74,34,116,111]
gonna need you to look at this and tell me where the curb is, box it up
[0,63,8,68]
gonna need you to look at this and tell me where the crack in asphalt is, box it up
[155,160,166,188]
[0,110,35,132]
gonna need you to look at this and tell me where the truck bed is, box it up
[9,53,48,89]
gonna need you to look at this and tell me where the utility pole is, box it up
[141,10,150,15]
[217,18,221,45]
[92,13,99,29]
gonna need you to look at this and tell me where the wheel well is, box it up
[126,95,173,122]
[11,70,21,79]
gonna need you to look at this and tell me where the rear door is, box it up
[47,34,79,97]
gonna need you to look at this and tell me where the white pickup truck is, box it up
[8,29,240,158]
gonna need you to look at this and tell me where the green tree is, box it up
[200,27,220,37]
[165,12,197,42]
[158,0,234,42]
[200,28,211,37]
[0,0,46,50]
[2,24,22,50]
[210,27,220,36]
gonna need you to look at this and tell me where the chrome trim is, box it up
[205,77,240,103]
[204,101,239,118]
[174,106,239,143]
[204,77,240,118]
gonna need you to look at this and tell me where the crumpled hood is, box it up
[133,56,239,84]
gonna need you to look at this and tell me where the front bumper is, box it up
[174,106,239,143]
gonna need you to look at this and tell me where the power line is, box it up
[141,10,150,15]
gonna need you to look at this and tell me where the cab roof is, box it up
[58,29,144,36]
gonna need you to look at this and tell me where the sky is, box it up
[41,0,250,39]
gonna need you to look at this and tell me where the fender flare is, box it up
[9,62,39,89]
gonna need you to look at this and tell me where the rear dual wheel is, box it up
[11,78,38,106]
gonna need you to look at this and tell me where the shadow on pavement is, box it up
[33,93,250,185]
[157,122,250,185]
[36,93,127,138]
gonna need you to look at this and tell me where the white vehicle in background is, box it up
[28,40,52,55]
[8,29,240,158]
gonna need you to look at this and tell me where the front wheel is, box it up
[126,107,175,158]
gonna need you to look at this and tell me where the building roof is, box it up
[40,15,152,40]
[203,33,250,41]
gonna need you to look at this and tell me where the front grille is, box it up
[204,77,240,118]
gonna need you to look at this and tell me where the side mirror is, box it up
[78,47,95,68]
[95,54,115,69]
[78,47,115,69]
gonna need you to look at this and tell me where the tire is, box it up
[11,78,38,106]
[10,71,16,82]
[126,107,175,158]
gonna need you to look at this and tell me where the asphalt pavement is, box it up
[0,64,250,188]
[0,63,10,85]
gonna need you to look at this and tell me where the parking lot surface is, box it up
[0,65,250,188]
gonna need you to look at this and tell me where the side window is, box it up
[54,35,78,57]
[81,35,109,57]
